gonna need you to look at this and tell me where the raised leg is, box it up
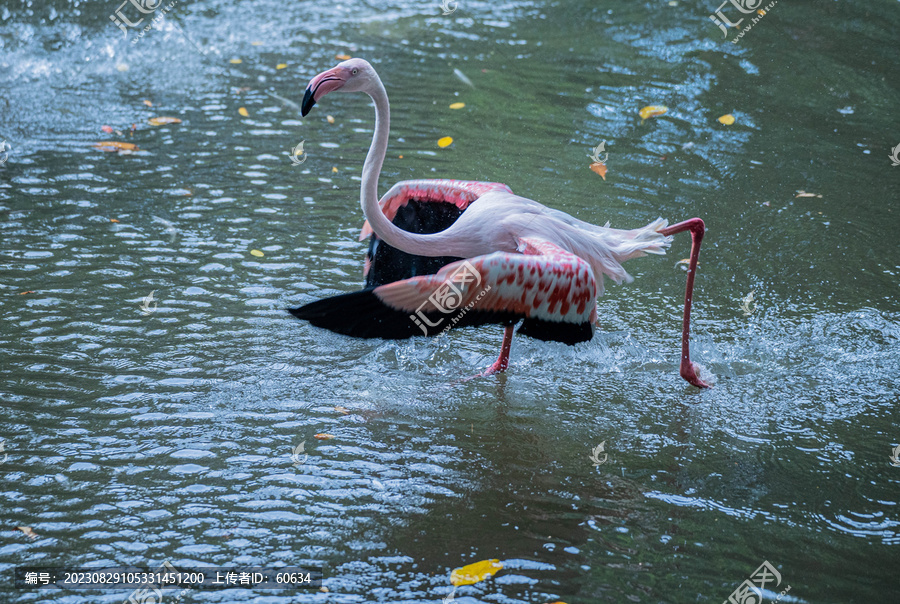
[479,325,515,376]
[659,218,710,388]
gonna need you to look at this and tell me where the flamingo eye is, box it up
[351,68,359,75]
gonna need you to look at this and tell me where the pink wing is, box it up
[358,179,513,241]
[373,238,599,340]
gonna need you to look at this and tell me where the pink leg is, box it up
[479,325,515,376]
[659,218,710,388]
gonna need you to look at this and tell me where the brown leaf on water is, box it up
[148,117,182,126]
[110,218,120,223]
[19,291,35,295]
[238,107,250,117]
[17,527,38,540]
[143,99,153,107]
[93,141,138,154]
[590,162,608,180]
[334,406,351,415]
[314,433,336,440]
[639,105,667,120]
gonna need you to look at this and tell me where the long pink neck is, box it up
[362,79,449,257]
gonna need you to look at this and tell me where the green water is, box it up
[1,0,898,602]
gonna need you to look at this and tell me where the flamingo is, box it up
[289,58,710,388]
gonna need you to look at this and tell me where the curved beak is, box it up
[301,67,345,117]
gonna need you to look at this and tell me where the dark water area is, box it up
[1,0,899,602]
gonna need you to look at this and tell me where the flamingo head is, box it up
[301,58,377,116]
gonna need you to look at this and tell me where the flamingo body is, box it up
[290,58,711,387]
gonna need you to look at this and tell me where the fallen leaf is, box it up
[334,406,351,414]
[639,105,667,120]
[148,117,182,126]
[398,155,404,159]
[276,63,287,70]
[676,258,691,266]
[250,249,264,257]
[717,114,736,125]
[314,433,336,440]
[230,58,242,64]
[143,99,153,107]
[116,63,129,72]
[332,167,338,173]
[17,527,38,540]
[93,141,139,153]
[757,9,765,15]
[110,218,120,223]
[795,190,822,198]
[326,115,335,124]
[590,162,607,180]
[450,559,503,586]
[319,586,329,593]
[101,125,114,133]
[449,102,465,109]
[19,291,35,295]
[438,136,454,148]
[335,54,352,60]
[238,107,250,117]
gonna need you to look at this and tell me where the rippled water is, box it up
[1,0,899,602]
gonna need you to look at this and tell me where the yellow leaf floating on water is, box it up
[148,117,182,126]
[326,115,335,124]
[449,102,465,109]
[314,433,335,440]
[795,190,822,198]
[335,54,352,60]
[142,99,153,107]
[17,527,38,540]
[332,167,338,173]
[110,218,120,223]
[276,63,287,70]
[230,58,242,64]
[250,249,264,257]
[450,559,503,586]
[93,141,139,153]
[639,105,667,120]
[717,114,735,125]
[238,107,249,117]
[438,136,454,148]
[590,162,608,180]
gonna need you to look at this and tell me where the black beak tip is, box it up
[301,87,315,117]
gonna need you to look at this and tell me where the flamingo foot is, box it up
[681,361,711,389]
